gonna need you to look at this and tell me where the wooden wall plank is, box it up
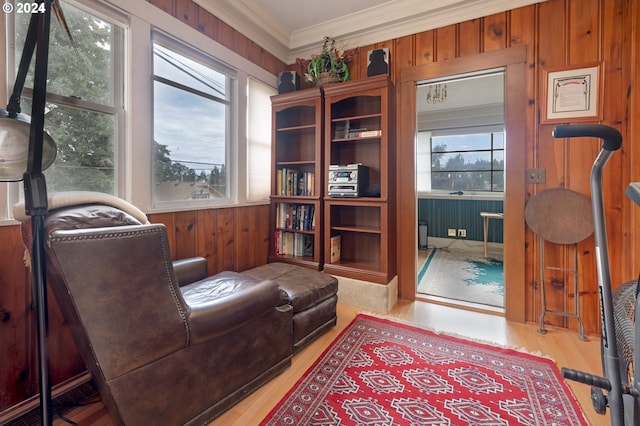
[568,0,600,63]
[622,0,640,282]
[196,208,217,275]
[0,226,34,407]
[459,19,481,57]
[175,0,196,29]
[216,19,235,51]
[235,205,270,271]
[414,30,435,65]
[233,31,251,61]
[394,35,415,77]
[601,0,627,290]
[483,12,508,52]
[195,4,217,39]
[174,210,197,260]
[510,5,538,322]
[146,0,174,15]
[435,26,457,61]
[213,208,237,274]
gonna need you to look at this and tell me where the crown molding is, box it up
[195,0,546,65]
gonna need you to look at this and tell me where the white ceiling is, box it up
[194,0,546,64]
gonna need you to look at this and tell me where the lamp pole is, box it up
[23,1,54,424]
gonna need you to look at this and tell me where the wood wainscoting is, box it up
[0,204,270,415]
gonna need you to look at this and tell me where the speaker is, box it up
[278,71,300,93]
[367,48,390,77]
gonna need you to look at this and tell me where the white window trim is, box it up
[151,32,237,210]
[416,127,506,200]
[118,0,277,213]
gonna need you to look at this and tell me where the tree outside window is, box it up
[15,3,122,194]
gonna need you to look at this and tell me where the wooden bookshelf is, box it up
[269,88,323,269]
[323,76,396,283]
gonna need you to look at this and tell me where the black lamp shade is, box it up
[0,110,56,181]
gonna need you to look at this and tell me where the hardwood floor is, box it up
[51,301,609,426]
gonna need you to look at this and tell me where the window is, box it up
[15,2,124,194]
[416,71,504,195]
[152,39,233,205]
[246,77,276,202]
[430,131,504,192]
[3,0,277,222]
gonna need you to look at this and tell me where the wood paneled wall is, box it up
[2,0,639,414]
[147,205,271,276]
[343,0,635,337]
[290,0,638,334]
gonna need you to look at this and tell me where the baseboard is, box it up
[333,275,398,313]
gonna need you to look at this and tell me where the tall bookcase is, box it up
[269,87,323,269]
[322,75,396,284]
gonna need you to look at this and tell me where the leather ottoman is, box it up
[243,263,338,353]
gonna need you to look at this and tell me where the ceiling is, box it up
[194,0,546,64]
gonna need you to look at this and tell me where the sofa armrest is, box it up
[173,257,208,286]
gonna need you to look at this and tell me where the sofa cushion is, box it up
[181,271,289,345]
[243,263,338,313]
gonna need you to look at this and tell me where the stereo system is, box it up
[327,164,369,197]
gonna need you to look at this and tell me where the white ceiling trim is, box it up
[195,0,546,65]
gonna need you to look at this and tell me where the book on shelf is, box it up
[334,120,350,138]
[275,203,315,231]
[276,168,315,196]
[274,230,314,257]
[330,235,341,263]
[346,129,381,138]
[355,129,382,138]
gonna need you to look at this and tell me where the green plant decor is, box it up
[296,36,357,86]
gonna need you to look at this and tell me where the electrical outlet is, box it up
[448,228,457,237]
[458,229,467,238]
[527,168,546,184]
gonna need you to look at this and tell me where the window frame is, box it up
[1,0,127,224]
[429,130,505,193]
[416,126,506,199]
[150,32,236,210]
[1,0,279,224]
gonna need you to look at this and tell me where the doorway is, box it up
[415,71,505,312]
[396,47,527,323]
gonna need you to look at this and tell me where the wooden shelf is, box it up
[269,87,324,270]
[323,76,396,283]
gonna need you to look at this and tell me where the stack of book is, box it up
[334,120,350,139]
[274,231,314,257]
[276,168,315,196]
[275,203,315,231]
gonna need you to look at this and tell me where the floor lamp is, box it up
[0,1,57,424]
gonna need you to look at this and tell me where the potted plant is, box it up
[296,36,357,87]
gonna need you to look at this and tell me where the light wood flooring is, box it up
[51,301,608,426]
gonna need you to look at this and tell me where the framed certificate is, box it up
[542,62,603,123]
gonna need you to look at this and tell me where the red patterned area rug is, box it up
[261,314,587,425]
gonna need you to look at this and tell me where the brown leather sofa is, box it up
[15,192,293,425]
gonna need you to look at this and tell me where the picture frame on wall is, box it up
[542,62,603,124]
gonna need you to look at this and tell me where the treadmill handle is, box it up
[553,124,622,152]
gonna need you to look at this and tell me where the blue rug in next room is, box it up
[417,248,504,308]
